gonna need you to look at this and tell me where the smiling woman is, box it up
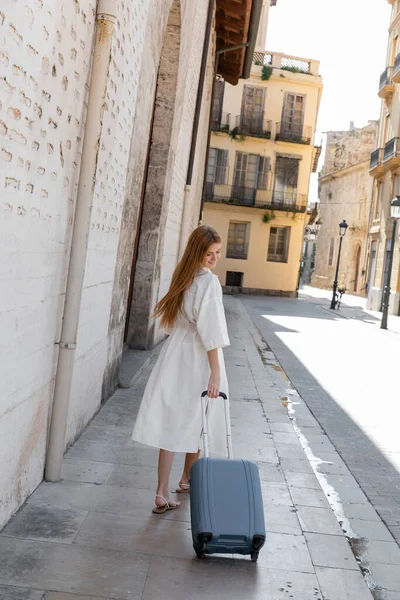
[132,225,231,514]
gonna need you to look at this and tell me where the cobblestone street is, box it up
[0,295,388,600]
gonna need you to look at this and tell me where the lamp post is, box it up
[380,196,400,330]
[330,220,348,309]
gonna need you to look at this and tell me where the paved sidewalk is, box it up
[0,297,374,600]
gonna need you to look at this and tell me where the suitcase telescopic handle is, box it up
[201,391,233,459]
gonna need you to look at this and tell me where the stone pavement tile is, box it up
[312,459,352,476]
[65,441,159,467]
[73,511,194,559]
[0,537,150,599]
[270,432,300,445]
[105,463,182,490]
[0,585,46,600]
[269,422,297,433]
[261,482,293,507]
[46,595,116,600]
[141,556,322,600]
[275,442,308,460]
[257,462,286,484]
[2,505,88,544]
[233,443,278,463]
[367,563,400,593]
[361,540,400,565]
[296,506,343,536]
[232,430,274,448]
[229,399,264,412]
[341,503,382,522]
[324,474,370,504]
[78,425,131,446]
[284,472,322,490]
[61,459,114,484]
[28,481,191,522]
[290,487,331,510]
[265,505,302,535]
[254,532,314,573]
[280,457,315,474]
[348,518,395,542]
[304,532,359,570]
[315,566,374,600]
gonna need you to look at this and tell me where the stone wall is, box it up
[0,0,212,529]
[312,122,378,294]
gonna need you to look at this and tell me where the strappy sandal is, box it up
[176,481,190,494]
[152,495,181,515]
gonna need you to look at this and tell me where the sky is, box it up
[265,0,392,202]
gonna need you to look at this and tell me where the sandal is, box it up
[176,481,190,494]
[152,495,180,515]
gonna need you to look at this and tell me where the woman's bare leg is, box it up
[179,450,200,488]
[155,449,179,507]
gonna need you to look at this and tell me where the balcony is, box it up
[370,148,385,176]
[312,145,322,173]
[378,67,394,99]
[235,113,272,139]
[211,112,231,133]
[383,137,400,168]
[204,183,307,213]
[393,53,400,83]
[276,122,312,145]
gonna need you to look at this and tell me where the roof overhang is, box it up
[215,0,263,85]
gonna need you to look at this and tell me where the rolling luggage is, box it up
[189,391,266,562]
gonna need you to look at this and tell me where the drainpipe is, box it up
[179,0,215,257]
[45,0,117,482]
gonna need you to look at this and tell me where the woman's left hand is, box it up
[207,369,220,398]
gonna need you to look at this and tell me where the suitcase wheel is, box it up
[250,551,259,563]
[195,540,208,559]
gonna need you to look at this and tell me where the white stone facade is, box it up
[0,0,214,528]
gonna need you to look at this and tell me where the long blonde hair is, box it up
[154,225,221,328]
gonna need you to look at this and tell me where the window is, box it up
[212,79,225,127]
[281,93,305,137]
[207,148,228,185]
[328,238,335,266]
[227,221,250,259]
[267,227,290,263]
[226,271,243,287]
[233,152,269,190]
[374,182,383,219]
[241,86,265,133]
[273,156,299,203]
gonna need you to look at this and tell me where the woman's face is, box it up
[202,242,222,269]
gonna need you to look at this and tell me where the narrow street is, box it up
[241,287,400,597]
[0,294,389,600]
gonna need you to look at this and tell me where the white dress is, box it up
[132,268,230,456]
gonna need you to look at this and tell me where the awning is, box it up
[215,0,263,85]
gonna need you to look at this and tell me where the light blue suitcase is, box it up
[190,391,266,562]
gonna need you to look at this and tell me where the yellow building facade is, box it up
[366,0,400,315]
[203,51,323,295]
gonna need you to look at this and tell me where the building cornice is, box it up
[319,159,370,182]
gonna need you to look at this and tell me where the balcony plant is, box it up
[261,66,272,80]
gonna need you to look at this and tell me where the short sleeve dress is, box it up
[132,268,230,456]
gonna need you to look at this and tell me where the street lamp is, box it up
[330,219,348,309]
[380,196,400,329]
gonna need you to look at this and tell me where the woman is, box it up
[132,225,230,514]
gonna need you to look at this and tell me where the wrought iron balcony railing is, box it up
[276,122,312,145]
[379,67,393,91]
[384,137,400,162]
[235,113,272,139]
[204,183,307,212]
[211,112,231,133]
[370,148,384,170]
[393,53,400,83]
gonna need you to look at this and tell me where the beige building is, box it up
[203,48,322,295]
[366,0,400,315]
[311,122,378,294]
[0,0,263,528]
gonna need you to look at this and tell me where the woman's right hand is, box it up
[207,369,220,398]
